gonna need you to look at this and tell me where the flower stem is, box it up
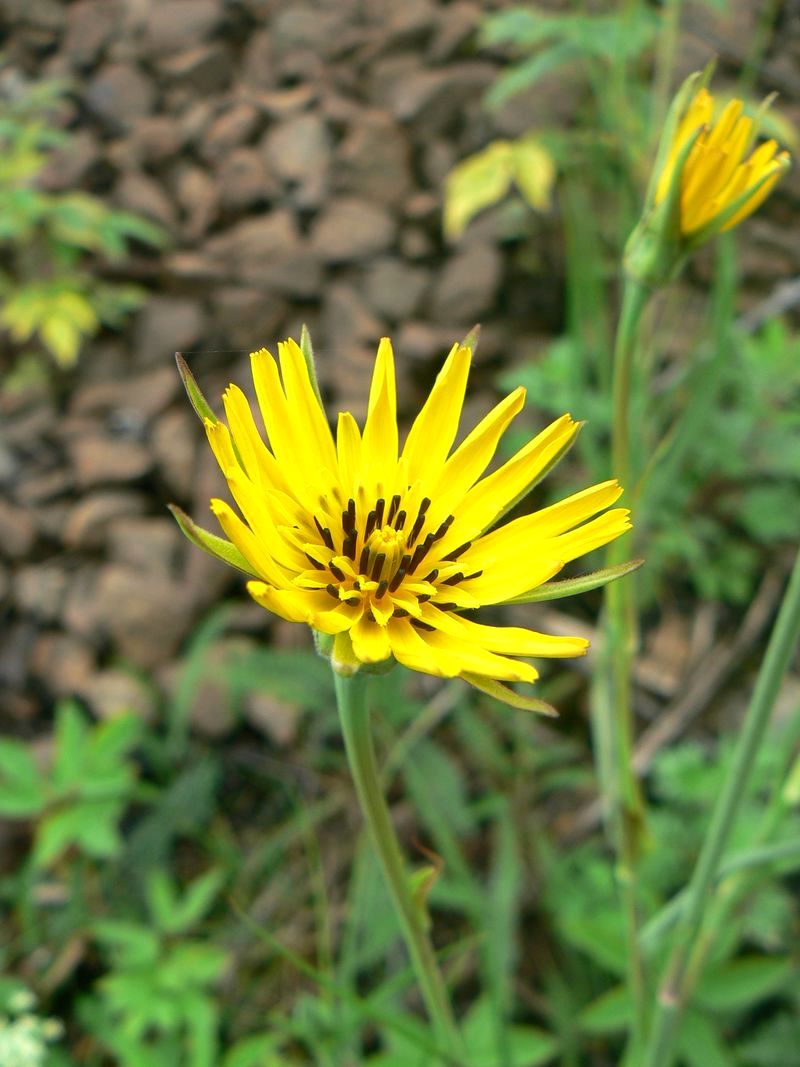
[334,670,463,1064]
[641,547,800,1067]
[602,276,651,1050]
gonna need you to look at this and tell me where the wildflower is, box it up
[172,338,631,706]
[625,70,790,286]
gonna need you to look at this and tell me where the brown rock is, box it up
[161,637,253,737]
[262,112,330,208]
[311,197,396,262]
[68,435,152,489]
[14,469,75,507]
[163,251,225,282]
[240,30,276,90]
[93,565,194,669]
[135,297,207,365]
[0,499,36,559]
[217,149,278,211]
[322,284,385,410]
[152,409,198,499]
[375,59,494,127]
[82,669,158,724]
[272,4,350,57]
[211,288,287,352]
[0,562,8,607]
[13,564,69,622]
[30,633,95,698]
[62,0,119,68]
[429,1,479,61]
[129,116,184,165]
[108,517,180,579]
[86,63,156,129]
[38,129,100,190]
[364,257,429,320]
[174,165,219,240]
[159,45,233,96]
[61,566,102,642]
[63,491,148,550]
[335,110,412,207]
[115,171,177,231]
[201,103,261,163]
[72,366,179,422]
[242,691,300,745]
[204,211,322,298]
[431,243,502,322]
[254,85,318,118]
[145,0,222,55]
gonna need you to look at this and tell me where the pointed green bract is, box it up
[506,558,643,604]
[175,352,218,424]
[299,324,324,406]
[168,504,252,574]
[462,672,558,716]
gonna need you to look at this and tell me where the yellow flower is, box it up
[173,338,631,706]
[655,86,790,236]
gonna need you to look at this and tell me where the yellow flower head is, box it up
[173,338,631,706]
[655,86,790,237]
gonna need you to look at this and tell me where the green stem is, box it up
[642,547,800,1067]
[602,277,651,1051]
[334,671,463,1064]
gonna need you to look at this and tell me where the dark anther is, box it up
[444,540,471,561]
[342,499,356,533]
[395,509,406,530]
[342,528,357,560]
[305,552,325,571]
[434,601,457,611]
[407,497,432,547]
[412,619,436,632]
[364,507,378,540]
[325,583,340,599]
[424,568,438,583]
[375,579,388,600]
[417,593,432,603]
[343,594,361,606]
[370,552,386,582]
[409,532,435,573]
[394,608,410,618]
[374,497,385,527]
[387,494,402,524]
[329,562,346,582]
[434,514,454,541]
[443,572,463,586]
[358,545,370,574]
[314,516,335,549]
[462,569,483,582]
[388,564,408,592]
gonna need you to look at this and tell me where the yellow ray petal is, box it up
[428,387,526,519]
[466,480,623,567]
[401,343,471,483]
[437,413,580,554]
[386,617,463,677]
[350,612,392,663]
[247,581,312,623]
[210,498,289,587]
[454,556,565,607]
[362,338,399,490]
[420,604,589,658]
[222,384,288,492]
[337,412,362,493]
[278,339,339,473]
[416,626,539,682]
[546,508,632,562]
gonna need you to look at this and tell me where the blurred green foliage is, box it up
[0,68,166,371]
[1,639,798,1066]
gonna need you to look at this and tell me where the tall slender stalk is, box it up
[601,277,651,1049]
[642,547,800,1067]
[334,671,463,1065]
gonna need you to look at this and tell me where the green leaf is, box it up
[175,353,219,424]
[462,997,559,1066]
[93,920,161,967]
[148,867,226,934]
[168,505,253,575]
[505,559,643,604]
[223,1034,285,1067]
[0,738,46,816]
[676,1010,737,1067]
[462,673,558,716]
[486,43,585,109]
[52,701,89,789]
[579,985,632,1034]
[444,140,514,239]
[510,137,557,213]
[693,956,794,1012]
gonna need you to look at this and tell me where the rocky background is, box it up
[1,0,799,736]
